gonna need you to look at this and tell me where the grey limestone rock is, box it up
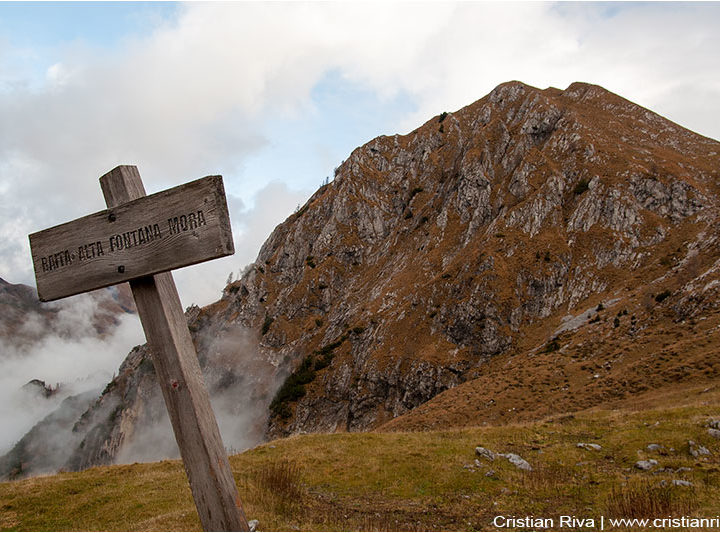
[635,459,658,471]
[475,446,496,461]
[500,453,532,471]
[689,440,710,457]
[577,442,602,451]
[672,480,693,487]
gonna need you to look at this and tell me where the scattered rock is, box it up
[500,453,532,471]
[475,446,496,461]
[708,428,720,439]
[689,440,710,457]
[635,459,658,471]
[708,419,720,430]
[672,480,693,487]
[474,446,531,470]
[485,469,496,478]
[653,467,675,474]
[248,519,259,532]
[675,467,692,473]
[647,443,664,452]
[577,442,602,451]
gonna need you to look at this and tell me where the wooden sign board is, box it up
[29,175,234,301]
[29,166,249,531]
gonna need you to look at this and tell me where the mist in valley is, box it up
[114,322,282,465]
[0,292,144,456]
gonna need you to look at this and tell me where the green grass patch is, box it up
[2,404,720,531]
[261,315,274,336]
[655,290,672,303]
[542,338,561,353]
[574,178,590,195]
[317,334,349,356]
[269,356,316,419]
[409,187,424,199]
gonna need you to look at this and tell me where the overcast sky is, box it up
[1,1,719,308]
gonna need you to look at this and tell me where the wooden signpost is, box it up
[29,165,249,531]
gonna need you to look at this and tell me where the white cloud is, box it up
[0,295,144,454]
[173,181,311,308]
[0,1,718,303]
[45,62,70,87]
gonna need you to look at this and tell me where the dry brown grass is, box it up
[255,459,304,502]
[3,402,720,531]
[604,479,699,519]
[516,461,580,493]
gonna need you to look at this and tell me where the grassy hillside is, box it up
[2,392,720,531]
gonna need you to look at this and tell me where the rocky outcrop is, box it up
[0,389,99,480]
[22,379,60,399]
[254,81,719,438]
[62,314,283,472]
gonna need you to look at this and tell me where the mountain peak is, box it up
[252,79,720,437]
[5,81,720,477]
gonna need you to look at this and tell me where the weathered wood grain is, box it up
[101,165,249,531]
[29,173,234,301]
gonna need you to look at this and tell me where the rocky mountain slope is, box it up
[3,80,720,479]
[0,277,138,478]
[253,80,720,437]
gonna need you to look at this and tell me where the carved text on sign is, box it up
[30,176,233,301]
[37,210,209,273]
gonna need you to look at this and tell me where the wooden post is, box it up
[100,166,249,531]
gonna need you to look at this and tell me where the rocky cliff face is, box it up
[0,278,138,478]
[4,81,720,478]
[1,308,281,479]
[253,81,720,437]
